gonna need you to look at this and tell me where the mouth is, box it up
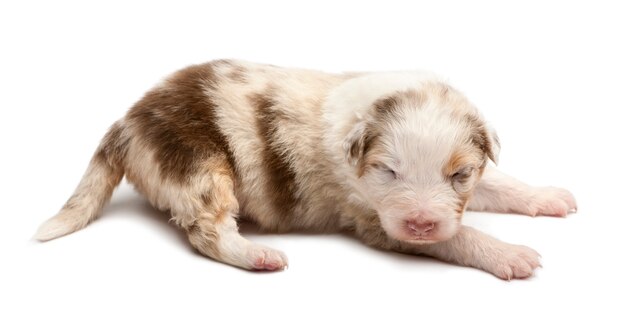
[391,232,441,244]
[402,224,442,244]
[406,237,439,244]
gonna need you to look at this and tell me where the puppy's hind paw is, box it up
[246,245,289,271]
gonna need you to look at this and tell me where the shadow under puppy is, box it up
[35,60,576,280]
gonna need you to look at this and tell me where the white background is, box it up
[1,1,625,310]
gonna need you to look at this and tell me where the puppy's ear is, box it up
[484,125,500,164]
[467,112,500,165]
[472,123,500,165]
[343,120,368,166]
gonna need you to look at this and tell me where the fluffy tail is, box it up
[35,121,129,241]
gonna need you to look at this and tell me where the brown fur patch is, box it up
[371,89,426,121]
[470,123,492,154]
[200,192,212,208]
[462,114,497,163]
[373,95,400,119]
[345,121,382,178]
[250,91,301,222]
[356,135,383,177]
[444,150,473,178]
[186,220,221,259]
[349,139,361,160]
[455,193,471,214]
[126,62,236,184]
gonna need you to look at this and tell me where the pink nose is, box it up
[406,219,436,236]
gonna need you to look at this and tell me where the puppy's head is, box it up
[344,82,499,244]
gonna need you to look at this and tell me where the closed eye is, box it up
[451,166,475,181]
[450,166,476,193]
[372,163,398,179]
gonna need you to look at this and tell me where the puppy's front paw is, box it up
[529,187,577,217]
[484,243,541,280]
[246,245,289,271]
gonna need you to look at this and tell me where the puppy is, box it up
[35,60,576,279]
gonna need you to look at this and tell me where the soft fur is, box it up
[35,60,576,279]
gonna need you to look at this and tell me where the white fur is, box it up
[418,226,542,280]
[469,167,577,216]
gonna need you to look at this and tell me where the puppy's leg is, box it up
[468,166,577,217]
[353,216,539,280]
[183,171,288,271]
[415,226,541,280]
